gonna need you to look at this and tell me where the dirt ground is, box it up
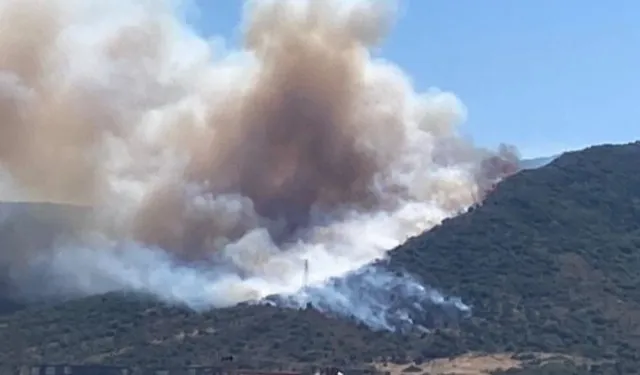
[373,352,581,375]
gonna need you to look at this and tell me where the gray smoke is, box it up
[0,0,519,330]
[269,264,471,332]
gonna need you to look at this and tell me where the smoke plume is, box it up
[0,0,518,330]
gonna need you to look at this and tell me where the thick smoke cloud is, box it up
[0,0,519,330]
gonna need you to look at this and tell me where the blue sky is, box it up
[186,0,639,158]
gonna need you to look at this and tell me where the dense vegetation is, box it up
[388,142,640,367]
[0,142,639,374]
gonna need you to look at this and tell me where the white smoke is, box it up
[0,0,518,330]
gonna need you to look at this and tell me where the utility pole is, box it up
[303,259,309,289]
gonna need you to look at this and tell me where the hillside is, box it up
[387,141,640,372]
[0,142,639,374]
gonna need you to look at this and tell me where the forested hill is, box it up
[388,141,640,371]
[0,142,639,374]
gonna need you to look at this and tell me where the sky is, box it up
[186,0,640,158]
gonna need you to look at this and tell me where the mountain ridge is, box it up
[0,142,639,374]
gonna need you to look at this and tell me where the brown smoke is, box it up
[130,0,404,254]
[0,0,102,204]
[0,0,519,267]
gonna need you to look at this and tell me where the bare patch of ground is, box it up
[374,352,586,375]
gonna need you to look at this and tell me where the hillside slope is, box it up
[388,141,640,366]
[0,292,437,368]
[0,142,639,373]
